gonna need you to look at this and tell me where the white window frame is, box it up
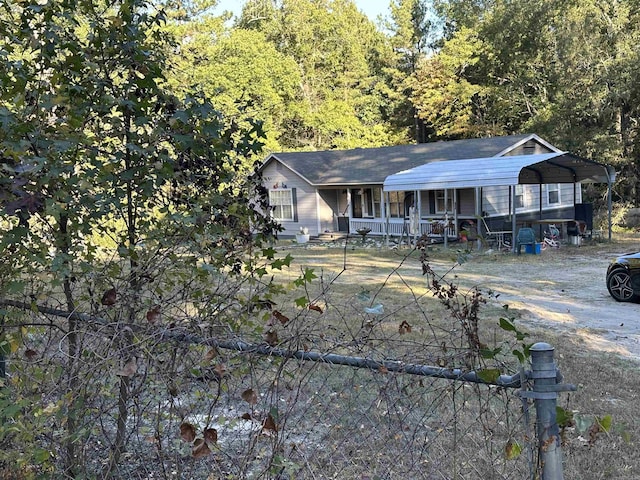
[547,184,560,205]
[269,189,294,221]
[435,189,452,214]
[515,185,525,209]
[388,191,404,218]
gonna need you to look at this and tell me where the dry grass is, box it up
[270,232,640,479]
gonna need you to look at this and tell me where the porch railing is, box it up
[349,218,457,238]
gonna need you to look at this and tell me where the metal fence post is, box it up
[529,342,573,480]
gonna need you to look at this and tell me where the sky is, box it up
[213,0,392,23]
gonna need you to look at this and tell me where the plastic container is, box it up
[524,243,542,254]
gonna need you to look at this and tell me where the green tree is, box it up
[433,0,640,208]
[385,0,436,142]
[0,0,277,475]
[239,0,405,149]
[167,23,303,153]
[410,26,488,139]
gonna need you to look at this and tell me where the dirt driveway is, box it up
[433,242,640,360]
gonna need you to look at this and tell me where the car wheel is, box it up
[607,268,637,302]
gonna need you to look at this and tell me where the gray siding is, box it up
[482,183,582,216]
[262,162,320,236]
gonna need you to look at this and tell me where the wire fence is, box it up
[0,244,572,479]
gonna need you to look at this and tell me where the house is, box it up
[257,134,615,243]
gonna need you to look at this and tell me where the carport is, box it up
[383,152,616,249]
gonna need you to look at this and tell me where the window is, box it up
[269,189,295,221]
[352,188,382,218]
[372,188,382,218]
[547,184,560,205]
[387,191,404,218]
[435,190,452,214]
[515,185,525,209]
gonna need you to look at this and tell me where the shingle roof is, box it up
[261,134,539,186]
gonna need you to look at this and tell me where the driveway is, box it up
[446,244,640,359]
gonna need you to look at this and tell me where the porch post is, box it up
[453,189,458,236]
[475,187,482,250]
[346,189,352,234]
[443,189,448,248]
[511,185,517,253]
[385,191,391,246]
[416,190,422,236]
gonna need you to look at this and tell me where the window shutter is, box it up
[292,188,298,222]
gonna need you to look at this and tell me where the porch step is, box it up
[313,232,349,243]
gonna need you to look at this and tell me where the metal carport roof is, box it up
[383,152,616,192]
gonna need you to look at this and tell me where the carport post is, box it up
[528,343,575,480]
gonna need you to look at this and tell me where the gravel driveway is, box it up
[443,243,640,360]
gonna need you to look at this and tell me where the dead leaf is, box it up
[117,357,137,377]
[24,349,38,360]
[378,365,389,374]
[308,304,323,313]
[262,413,278,433]
[263,330,278,346]
[272,310,290,325]
[398,320,412,334]
[203,427,218,445]
[180,422,196,443]
[213,363,226,379]
[241,388,258,405]
[203,348,218,362]
[146,305,161,323]
[101,288,117,306]
[192,438,211,459]
[240,413,252,420]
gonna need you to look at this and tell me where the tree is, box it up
[410,26,488,139]
[0,0,277,475]
[432,0,640,210]
[385,0,436,142]
[238,0,405,149]
[166,24,304,153]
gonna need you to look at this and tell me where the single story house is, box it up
[257,134,615,244]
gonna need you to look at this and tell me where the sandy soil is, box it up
[440,242,640,360]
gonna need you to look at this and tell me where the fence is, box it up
[163,336,576,480]
[0,301,574,480]
[0,243,578,479]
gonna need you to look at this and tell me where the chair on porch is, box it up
[480,217,512,250]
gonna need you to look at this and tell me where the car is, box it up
[606,252,640,302]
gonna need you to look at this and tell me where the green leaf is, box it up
[499,317,516,331]
[512,349,525,364]
[597,415,612,432]
[477,368,501,383]
[556,406,573,428]
[294,296,308,308]
[33,448,50,464]
[262,247,277,259]
[505,439,522,460]
[480,347,502,359]
[270,259,287,270]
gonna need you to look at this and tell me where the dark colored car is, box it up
[606,252,640,302]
